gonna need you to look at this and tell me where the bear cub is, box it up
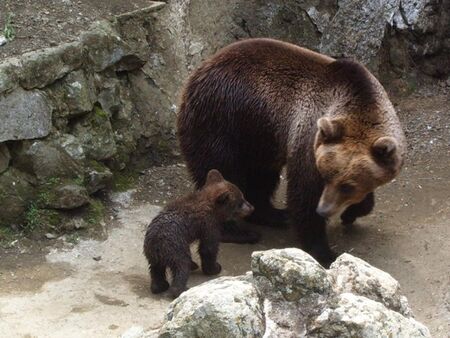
[143,169,254,298]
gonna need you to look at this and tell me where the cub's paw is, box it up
[202,262,222,275]
[151,280,169,294]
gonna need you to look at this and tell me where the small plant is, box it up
[87,199,105,225]
[25,203,40,231]
[3,13,15,41]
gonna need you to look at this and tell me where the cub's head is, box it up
[314,117,403,218]
[203,169,254,221]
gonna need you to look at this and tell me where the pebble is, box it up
[45,233,58,239]
[0,36,7,46]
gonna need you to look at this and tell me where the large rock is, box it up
[0,57,20,94]
[158,249,431,337]
[0,88,52,142]
[329,253,412,316]
[48,70,97,118]
[57,134,86,161]
[18,42,84,89]
[320,0,399,65]
[0,168,36,226]
[81,20,139,72]
[309,293,430,338]
[84,161,113,194]
[72,108,117,161]
[252,248,331,302]
[158,276,265,338]
[15,140,83,182]
[0,143,10,174]
[45,184,89,210]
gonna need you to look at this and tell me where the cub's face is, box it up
[204,169,254,221]
[314,117,402,218]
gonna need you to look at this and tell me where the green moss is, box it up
[87,199,105,225]
[94,105,109,119]
[88,159,106,172]
[111,171,137,192]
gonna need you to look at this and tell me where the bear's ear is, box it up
[372,136,398,162]
[206,169,224,185]
[317,117,344,143]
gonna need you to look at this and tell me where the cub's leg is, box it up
[199,233,222,275]
[168,257,191,298]
[150,263,169,294]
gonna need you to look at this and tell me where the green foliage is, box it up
[87,199,105,225]
[111,171,137,192]
[25,203,40,231]
[24,203,62,232]
[3,13,15,41]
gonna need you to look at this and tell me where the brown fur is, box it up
[177,38,406,266]
[143,169,253,298]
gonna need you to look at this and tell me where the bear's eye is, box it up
[339,183,355,195]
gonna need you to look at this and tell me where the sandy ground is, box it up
[0,91,449,337]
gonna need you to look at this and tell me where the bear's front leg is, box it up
[341,192,375,228]
[199,232,222,275]
[298,213,337,268]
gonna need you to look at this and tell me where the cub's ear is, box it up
[316,117,344,143]
[206,169,224,185]
[215,191,230,205]
[372,136,398,162]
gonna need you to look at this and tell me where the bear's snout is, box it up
[316,203,334,218]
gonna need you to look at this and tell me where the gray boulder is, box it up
[0,168,36,226]
[48,69,97,118]
[18,42,84,89]
[72,108,117,161]
[329,253,412,316]
[85,161,113,194]
[45,184,89,210]
[158,249,431,338]
[0,88,52,143]
[15,140,83,182]
[252,248,331,302]
[320,0,399,65]
[309,293,430,338]
[158,276,265,338]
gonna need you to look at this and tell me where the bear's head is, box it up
[314,117,403,218]
[203,169,254,221]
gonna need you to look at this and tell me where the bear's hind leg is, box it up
[150,263,169,294]
[341,192,375,229]
[168,259,191,298]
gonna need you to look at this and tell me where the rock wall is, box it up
[158,249,431,338]
[146,0,449,109]
[0,3,171,230]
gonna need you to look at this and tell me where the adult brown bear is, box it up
[177,38,406,265]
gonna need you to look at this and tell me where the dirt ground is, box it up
[0,89,448,337]
[0,0,158,59]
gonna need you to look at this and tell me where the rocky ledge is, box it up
[158,249,430,338]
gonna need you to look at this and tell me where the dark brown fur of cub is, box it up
[177,38,406,266]
[143,169,253,298]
